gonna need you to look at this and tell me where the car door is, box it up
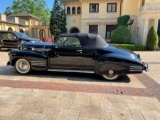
[82,47,97,70]
[1,33,18,48]
[49,36,84,69]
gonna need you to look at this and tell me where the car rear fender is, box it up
[95,53,142,75]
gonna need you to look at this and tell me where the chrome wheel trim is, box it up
[102,74,119,80]
[15,59,30,74]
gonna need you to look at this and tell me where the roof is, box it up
[0,30,21,34]
[59,33,108,48]
[8,12,41,21]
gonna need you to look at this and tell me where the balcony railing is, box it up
[19,19,26,25]
[6,17,15,23]
[139,4,160,14]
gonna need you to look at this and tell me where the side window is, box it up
[64,37,81,47]
[56,37,81,47]
[7,33,15,40]
[1,33,7,39]
[0,33,2,39]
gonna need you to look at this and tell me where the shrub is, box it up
[116,15,130,27]
[146,27,158,50]
[111,26,132,44]
[158,37,160,47]
[111,44,144,51]
[41,37,54,42]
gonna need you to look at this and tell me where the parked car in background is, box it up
[0,31,41,50]
[7,33,148,80]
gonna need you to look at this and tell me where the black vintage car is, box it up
[7,33,148,80]
[0,31,40,50]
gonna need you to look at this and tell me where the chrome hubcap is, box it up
[16,59,30,74]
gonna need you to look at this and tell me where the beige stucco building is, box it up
[0,13,52,39]
[63,0,160,45]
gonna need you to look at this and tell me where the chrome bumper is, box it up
[143,63,149,72]
[7,61,11,66]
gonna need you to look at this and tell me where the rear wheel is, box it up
[101,74,119,81]
[15,59,31,74]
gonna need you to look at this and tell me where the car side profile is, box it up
[0,31,40,50]
[7,33,148,80]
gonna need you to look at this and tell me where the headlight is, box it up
[21,40,26,44]
[31,41,36,43]
[31,48,35,50]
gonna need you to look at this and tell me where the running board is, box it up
[47,69,94,74]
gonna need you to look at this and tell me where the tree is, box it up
[50,0,67,40]
[4,0,50,25]
[146,27,159,50]
[111,26,132,44]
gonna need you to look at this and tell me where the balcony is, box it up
[6,17,15,23]
[19,19,26,25]
[139,4,160,14]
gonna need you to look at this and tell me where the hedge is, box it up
[111,44,144,51]
[111,26,132,44]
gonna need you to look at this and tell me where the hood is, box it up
[21,37,41,42]
[21,42,53,48]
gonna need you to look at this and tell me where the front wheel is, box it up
[15,59,31,74]
[101,74,119,81]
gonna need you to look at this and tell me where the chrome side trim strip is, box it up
[129,70,142,72]
[31,61,46,66]
[47,69,95,74]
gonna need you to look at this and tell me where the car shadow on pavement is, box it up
[0,66,131,83]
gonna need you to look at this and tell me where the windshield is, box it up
[15,32,29,39]
[55,37,68,46]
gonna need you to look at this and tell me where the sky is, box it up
[0,0,54,14]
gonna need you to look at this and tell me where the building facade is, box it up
[63,0,160,45]
[0,13,52,39]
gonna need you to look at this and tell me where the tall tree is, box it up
[50,0,67,40]
[4,0,50,25]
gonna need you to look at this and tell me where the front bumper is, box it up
[143,63,149,72]
[7,61,11,66]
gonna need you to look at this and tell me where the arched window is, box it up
[20,29,24,33]
[39,29,45,39]
[72,7,75,14]
[67,7,70,14]
[77,7,81,14]
[8,27,13,31]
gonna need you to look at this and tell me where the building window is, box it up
[72,7,76,14]
[136,27,139,37]
[39,29,45,39]
[107,3,117,12]
[105,25,116,39]
[89,25,98,34]
[8,27,13,31]
[77,7,81,14]
[89,3,99,13]
[67,7,70,14]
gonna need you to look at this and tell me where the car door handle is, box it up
[77,50,82,52]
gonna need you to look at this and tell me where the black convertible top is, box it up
[59,33,108,48]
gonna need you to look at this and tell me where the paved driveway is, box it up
[0,50,159,120]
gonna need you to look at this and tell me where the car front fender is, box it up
[9,50,48,67]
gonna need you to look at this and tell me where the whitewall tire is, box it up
[15,59,31,74]
[101,74,119,81]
